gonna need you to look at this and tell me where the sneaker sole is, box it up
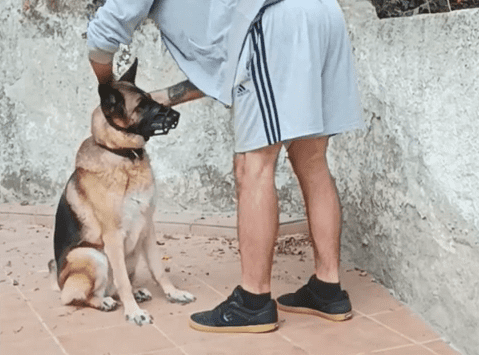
[277,303,353,322]
[189,319,279,333]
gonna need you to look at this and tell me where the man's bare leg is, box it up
[287,136,341,283]
[276,136,352,321]
[189,143,282,333]
[234,143,283,294]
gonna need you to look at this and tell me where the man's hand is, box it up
[151,80,205,107]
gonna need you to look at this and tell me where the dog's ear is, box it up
[98,84,126,119]
[119,58,138,84]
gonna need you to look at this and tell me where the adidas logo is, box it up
[236,84,249,97]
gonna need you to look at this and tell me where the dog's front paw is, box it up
[101,297,119,312]
[125,309,153,326]
[166,289,196,304]
[134,288,152,303]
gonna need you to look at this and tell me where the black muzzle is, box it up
[104,97,180,141]
[129,102,180,140]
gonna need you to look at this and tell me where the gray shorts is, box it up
[232,0,365,153]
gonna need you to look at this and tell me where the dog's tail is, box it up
[48,259,61,292]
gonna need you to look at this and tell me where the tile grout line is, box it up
[2,268,69,355]
[171,260,227,299]
[370,343,433,354]
[364,314,439,355]
[150,323,189,355]
[277,330,314,355]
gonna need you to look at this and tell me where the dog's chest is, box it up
[121,187,155,253]
[119,159,156,251]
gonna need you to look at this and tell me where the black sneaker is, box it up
[277,276,353,321]
[189,286,279,333]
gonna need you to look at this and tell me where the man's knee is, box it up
[287,136,330,175]
[234,144,282,189]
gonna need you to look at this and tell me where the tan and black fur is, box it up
[49,60,195,326]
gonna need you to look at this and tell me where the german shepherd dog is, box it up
[49,59,195,326]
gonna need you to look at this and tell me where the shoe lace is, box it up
[215,292,239,315]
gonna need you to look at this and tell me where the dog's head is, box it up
[92,59,179,150]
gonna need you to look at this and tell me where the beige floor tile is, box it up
[14,268,52,293]
[0,292,50,342]
[340,268,374,288]
[155,233,240,270]
[271,257,316,291]
[0,334,65,355]
[145,347,186,355]
[276,309,323,332]
[0,278,17,296]
[281,315,412,355]
[181,332,309,355]
[58,323,175,355]
[371,344,436,354]
[423,340,462,355]
[192,261,242,296]
[144,281,226,319]
[41,303,127,337]
[277,308,364,331]
[270,274,304,299]
[347,281,403,315]
[372,308,440,343]
[153,313,247,347]
[22,288,63,315]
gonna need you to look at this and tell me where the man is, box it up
[88,0,364,333]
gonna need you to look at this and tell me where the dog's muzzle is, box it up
[134,104,180,140]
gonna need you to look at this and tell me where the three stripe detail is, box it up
[249,18,281,146]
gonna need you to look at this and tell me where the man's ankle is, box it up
[238,286,272,310]
[308,275,341,300]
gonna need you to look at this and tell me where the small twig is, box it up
[446,0,452,11]
[14,326,24,334]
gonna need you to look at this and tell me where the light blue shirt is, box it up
[87,0,281,105]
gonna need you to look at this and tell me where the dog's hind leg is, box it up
[60,248,118,311]
[48,259,61,292]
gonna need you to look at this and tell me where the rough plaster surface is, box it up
[334,2,479,354]
[1,1,478,353]
[0,0,303,215]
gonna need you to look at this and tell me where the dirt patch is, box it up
[370,0,479,18]
[275,234,311,259]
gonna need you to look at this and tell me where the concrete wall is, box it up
[1,0,478,353]
[0,0,304,215]
[334,2,479,354]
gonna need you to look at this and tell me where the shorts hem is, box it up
[234,123,365,153]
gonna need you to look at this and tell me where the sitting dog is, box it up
[49,59,195,326]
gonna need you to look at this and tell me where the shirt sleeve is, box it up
[87,0,155,64]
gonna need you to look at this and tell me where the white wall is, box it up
[333,3,479,353]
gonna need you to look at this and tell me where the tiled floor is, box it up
[0,204,461,355]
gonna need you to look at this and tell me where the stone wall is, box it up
[0,0,304,215]
[335,2,479,354]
